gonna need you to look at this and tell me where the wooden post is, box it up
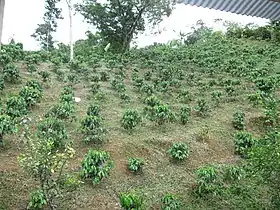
[0,0,5,49]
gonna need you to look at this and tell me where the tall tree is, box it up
[76,0,176,53]
[32,0,62,51]
[0,0,5,50]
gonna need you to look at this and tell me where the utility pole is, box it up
[0,0,5,50]
[66,0,74,61]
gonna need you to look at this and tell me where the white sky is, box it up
[2,0,269,50]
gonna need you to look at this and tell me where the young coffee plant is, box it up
[121,109,142,132]
[0,114,17,144]
[19,86,43,107]
[120,192,143,210]
[67,73,80,85]
[222,165,244,182]
[195,99,210,117]
[211,90,223,106]
[128,158,144,173]
[89,82,101,95]
[86,104,101,116]
[168,142,189,161]
[194,166,221,197]
[234,131,255,157]
[37,117,69,150]
[45,102,75,120]
[179,106,191,125]
[81,150,114,184]
[119,93,131,104]
[5,96,28,118]
[80,114,106,144]
[3,63,20,83]
[27,190,47,210]
[232,111,245,130]
[100,71,109,82]
[154,104,175,125]
[177,89,191,103]
[161,194,181,210]
[27,63,38,74]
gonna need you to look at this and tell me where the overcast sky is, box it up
[2,0,269,50]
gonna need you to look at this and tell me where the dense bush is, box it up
[81,150,114,184]
[168,142,189,161]
[121,109,142,131]
[0,114,17,143]
[128,158,144,173]
[161,194,181,210]
[234,131,255,157]
[5,96,28,118]
[179,106,191,125]
[3,63,20,83]
[19,86,43,107]
[27,190,47,210]
[37,117,69,149]
[120,192,143,210]
[195,99,210,117]
[232,111,245,130]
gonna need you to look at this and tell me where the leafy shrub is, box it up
[27,64,38,74]
[195,99,210,117]
[222,165,244,182]
[0,114,17,143]
[26,80,43,92]
[161,194,181,210]
[25,54,41,65]
[89,82,101,95]
[121,109,142,131]
[120,192,143,210]
[67,73,80,85]
[86,104,101,116]
[81,150,114,184]
[37,117,69,149]
[144,71,152,81]
[19,86,43,107]
[3,63,20,83]
[5,96,28,118]
[140,83,154,96]
[247,91,263,106]
[154,104,175,125]
[128,158,144,172]
[81,114,106,143]
[194,166,221,196]
[234,131,255,157]
[179,106,191,125]
[119,93,131,104]
[168,142,189,161]
[232,111,245,130]
[45,102,75,120]
[27,190,46,210]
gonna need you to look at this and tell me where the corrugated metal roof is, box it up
[177,0,280,20]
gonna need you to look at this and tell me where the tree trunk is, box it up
[0,0,5,50]
[66,0,74,61]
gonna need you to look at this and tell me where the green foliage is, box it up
[194,166,220,197]
[86,104,101,116]
[195,99,210,117]
[232,111,245,130]
[168,142,189,161]
[27,190,47,210]
[161,194,181,210]
[77,0,175,52]
[5,96,28,118]
[38,71,51,82]
[45,102,75,120]
[100,71,110,82]
[153,104,175,125]
[128,158,144,173]
[121,109,142,131]
[119,93,131,104]
[0,114,17,143]
[120,192,143,210]
[37,117,69,149]
[19,85,43,107]
[234,131,255,157]
[27,64,38,74]
[3,63,20,83]
[179,106,191,125]
[211,90,222,105]
[222,165,244,182]
[80,115,106,143]
[81,150,114,184]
